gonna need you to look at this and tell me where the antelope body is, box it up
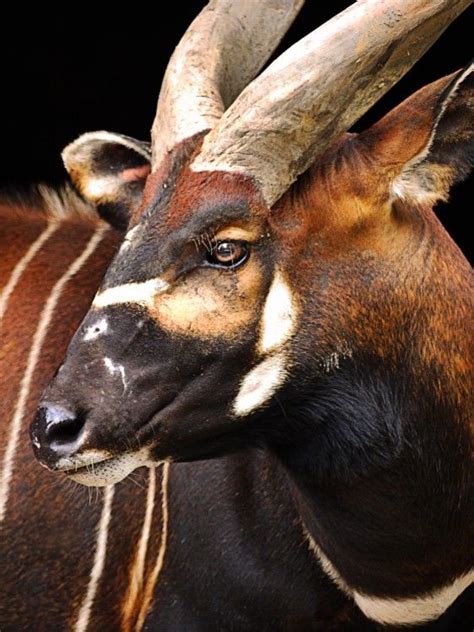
[2,0,474,629]
[1,190,373,630]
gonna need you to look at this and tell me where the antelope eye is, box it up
[206,241,249,269]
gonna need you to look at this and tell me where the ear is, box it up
[62,131,151,230]
[362,63,473,207]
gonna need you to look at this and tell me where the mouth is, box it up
[55,448,152,487]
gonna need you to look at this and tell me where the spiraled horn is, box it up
[191,0,470,207]
[151,0,305,172]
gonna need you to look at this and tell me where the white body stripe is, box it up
[0,226,107,523]
[133,466,157,586]
[136,462,170,631]
[233,353,288,417]
[0,222,58,324]
[122,467,157,626]
[258,271,297,354]
[303,522,474,626]
[93,278,169,310]
[74,485,115,632]
[302,525,351,595]
[353,570,474,626]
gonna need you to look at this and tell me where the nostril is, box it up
[35,404,87,453]
[45,412,86,447]
[31,404,88,468]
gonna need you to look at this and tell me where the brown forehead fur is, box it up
[167,166,267,226]
[136,133,268,233]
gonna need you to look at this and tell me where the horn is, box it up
[151,0,305,171]
[191,0,471,206]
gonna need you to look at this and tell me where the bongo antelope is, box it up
[13,0,474,627]
[1,4,373,630]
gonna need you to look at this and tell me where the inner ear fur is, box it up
[360,63,473,207]
[62,131,151,231]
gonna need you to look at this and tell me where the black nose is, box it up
[30,404,86,468]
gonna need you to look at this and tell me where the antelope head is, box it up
[31,0,472,487]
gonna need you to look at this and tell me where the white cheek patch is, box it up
[233,353,288,417]
[83,317,109,341]
[353,569,474,626]
[93,278,169,310]
[259,270,297,354]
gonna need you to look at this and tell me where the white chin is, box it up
[67,449,150,487]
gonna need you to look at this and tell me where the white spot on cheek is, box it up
[259,270,297,354]
[93,278,169,310]
[104,357,127,390]
[83,317,109,341]
[233,353,288,417]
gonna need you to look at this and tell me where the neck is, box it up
[268,358,473,626]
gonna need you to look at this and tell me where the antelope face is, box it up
[31,168,302,485]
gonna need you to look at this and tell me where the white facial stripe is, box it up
[233,353,288,417]
[103,357,127,390]
[353,569,474,626]
[93,278,169,310]
[84,317,109,341]
[68,448,151,487]
[259,271,297,354]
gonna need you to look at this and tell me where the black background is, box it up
[1,1,471,260]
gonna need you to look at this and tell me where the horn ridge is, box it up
[151,0,305,172]
[191,0,471,206]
